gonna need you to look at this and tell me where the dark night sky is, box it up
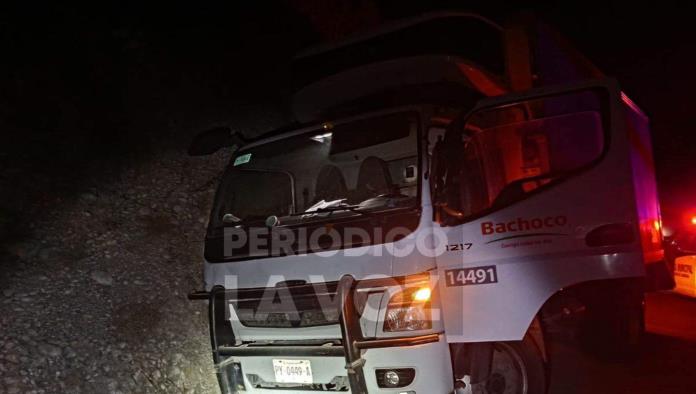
[1,1,695,225]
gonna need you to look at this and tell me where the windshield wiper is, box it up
[311,204,374,217]
[284,204,374,218]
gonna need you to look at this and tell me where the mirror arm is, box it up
[188,127,248,156]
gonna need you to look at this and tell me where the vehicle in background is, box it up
[189,12,664,394]
[665,214,696,296]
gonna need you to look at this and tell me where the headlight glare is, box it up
[383,285,432,332]
[413,287,431,302]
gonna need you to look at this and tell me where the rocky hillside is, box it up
[0,148,232,393]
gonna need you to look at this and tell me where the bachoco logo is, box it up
[481,215,568,235]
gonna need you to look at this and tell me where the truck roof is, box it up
[291,12,506,92]
[291,55,505,122]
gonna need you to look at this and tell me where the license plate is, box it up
[272,359,313,384]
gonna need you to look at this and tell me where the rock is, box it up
[5,353,19,364]
[39,344,63,358]
[63,347,77,359]
[6,242,38,260]
[37,247,53,261]
[4,377,22,394]
[172,353,184,364]
[168,365,182,378]
[2,289,13,298]
[90,270,113,286]
[81,192,98,202]
[138,207,151,216]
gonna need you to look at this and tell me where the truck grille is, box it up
[231,282,340,328]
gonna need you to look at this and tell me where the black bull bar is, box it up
[188,275,439,393]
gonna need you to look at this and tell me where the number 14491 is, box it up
[445,266,498,287]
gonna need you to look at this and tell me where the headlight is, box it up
[383,284,432,332]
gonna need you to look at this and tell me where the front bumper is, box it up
[189,275,454,393]
[216,334,452,393]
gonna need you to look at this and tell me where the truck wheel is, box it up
[484,336,547,394]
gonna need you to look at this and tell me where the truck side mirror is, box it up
[188,127,246,156]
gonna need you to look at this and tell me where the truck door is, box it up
[430,79,646,342]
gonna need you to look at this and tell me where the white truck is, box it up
[189,12,665,394]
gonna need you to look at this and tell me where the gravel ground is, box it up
[0,149,232,393]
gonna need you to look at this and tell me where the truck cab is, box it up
[189,12,664,394]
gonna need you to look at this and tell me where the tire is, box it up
[478,335,547,394]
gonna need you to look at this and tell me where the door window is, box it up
[433,89,607,221]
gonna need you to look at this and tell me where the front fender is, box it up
[437,250,644,342]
